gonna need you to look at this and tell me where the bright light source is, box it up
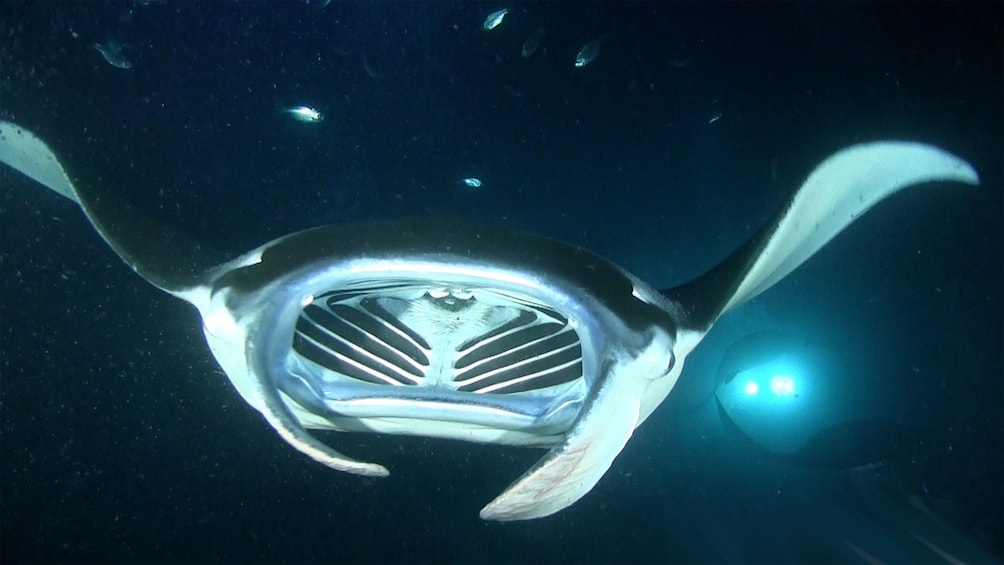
[744,381,759,395]
[770,375,795,396]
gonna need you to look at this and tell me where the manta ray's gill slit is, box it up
[454,326,578,382]
[358,297,431,351]
[303,304,424,375]
[455,343,582,394]
[328,302,430,368]
[293,304,428,386]
[455,310,536,352]
[455,319,563,367]
[453,313,583,394]
[292,331,408,386]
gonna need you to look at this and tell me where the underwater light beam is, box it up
[770,375,795,396]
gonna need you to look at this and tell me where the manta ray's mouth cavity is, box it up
[291,285,584,395]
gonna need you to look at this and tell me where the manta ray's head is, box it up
[193,221,686,519]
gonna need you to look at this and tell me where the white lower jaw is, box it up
[279,385,582,444]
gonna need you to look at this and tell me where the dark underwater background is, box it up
[1,2,1001,563]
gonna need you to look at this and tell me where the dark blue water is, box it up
[2,2,1001,563]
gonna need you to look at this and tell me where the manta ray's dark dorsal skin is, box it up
[215,220,679,337]
[0,121,980,520]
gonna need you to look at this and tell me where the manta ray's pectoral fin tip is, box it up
[0,120,79,203]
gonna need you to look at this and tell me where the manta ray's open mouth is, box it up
[281,283,590,436]
[293,286,584,394]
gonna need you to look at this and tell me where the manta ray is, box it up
[0,121,978,521]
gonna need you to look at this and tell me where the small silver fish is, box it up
[708,111,722,124]
[574,35,606,68]
[483,8,508,31]
[521,27,545,58]
[461,177,482,188]
[93,39,133,70]
[284,106,324,123]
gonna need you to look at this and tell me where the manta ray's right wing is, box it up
[663,142,980,334]
[0,121,391,479]
[0,121,229,296]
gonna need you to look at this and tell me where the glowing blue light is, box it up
[744,381,759,395]
[769,375,795,396]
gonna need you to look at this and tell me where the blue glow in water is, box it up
[770,375,795,396]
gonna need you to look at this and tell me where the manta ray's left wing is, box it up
[663,142,980,334]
